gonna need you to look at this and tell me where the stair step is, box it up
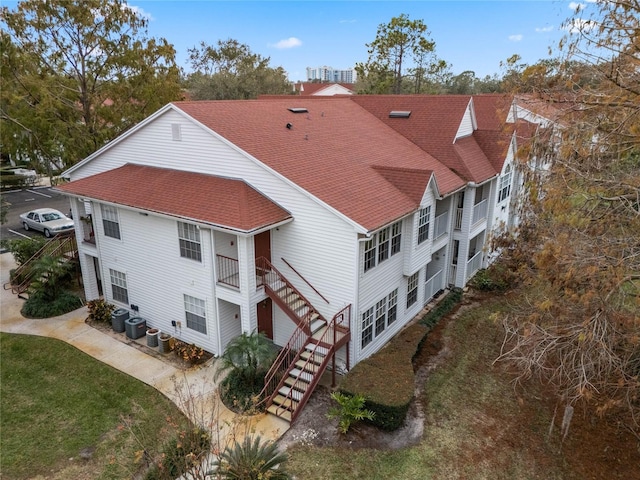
[272,394,299,410]
[310,319,325,333]
[300,350,324,365]
[295,359,321,373]
[311,325,328,341]
[290,367,314,382]
[306,344,329,356]
[279,386,304,402]
[267,404,292,422]
[284,375,310,389]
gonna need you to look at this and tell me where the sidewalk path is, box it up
[0,252,289,453]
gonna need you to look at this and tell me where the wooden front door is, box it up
[257,298,273,339]
[254,230,271,263]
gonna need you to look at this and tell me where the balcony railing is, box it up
[216,255,239,288]
[454,208,463,230]
[466,251,483,281]
[472,199,488,226]
[424,269,443,306]
[434,212,448,239]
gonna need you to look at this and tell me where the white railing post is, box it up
[472,199,488,225]
[435,212,448,239]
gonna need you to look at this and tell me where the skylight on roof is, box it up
[389,110,411,118]
[288,107,308,113]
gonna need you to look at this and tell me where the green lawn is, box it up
[0,332,189,479]
[285,298,574,480]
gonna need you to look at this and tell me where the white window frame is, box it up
[498,165,512,203]
[361,307,374,348]
[417,206,431,244]
[101,205,121,239]
[406,272,419,308]
[109,269,128,305]
[391,221,402,255]
[363,220,403,273]
[184,294,207,334]
[178,222,202,262]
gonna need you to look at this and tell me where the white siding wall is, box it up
[454,101,475,139]
[69,109,359,353]
[96,203,220,355]
[218,300,242,352]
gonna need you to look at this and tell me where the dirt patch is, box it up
[279,312,453,451]
[279,291,640,480]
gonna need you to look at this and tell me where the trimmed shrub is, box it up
[469,265,512,292]
[341,289,464,431]
[219,368,266,413]
[420,287,463,329]
[21,290,83,318]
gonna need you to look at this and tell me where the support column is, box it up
[236,235,257,333]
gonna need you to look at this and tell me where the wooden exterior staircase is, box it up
[3,233,78,298]
[256,257,350,424]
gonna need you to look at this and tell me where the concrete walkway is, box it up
[0,252,289,454]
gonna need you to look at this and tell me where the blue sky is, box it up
[4,0,598,81]
[133,0,595,81]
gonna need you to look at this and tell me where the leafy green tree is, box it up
[355,13,449,94]
[2,236,47,265]
[326,392,375,434]
[0,0,182,173]
[496,0,640,434]
[212,435,290,480]
[185,39,292,100]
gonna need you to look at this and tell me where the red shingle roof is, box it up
[174,97,456,231]
[57,164,291,232]
[352,95,514,184]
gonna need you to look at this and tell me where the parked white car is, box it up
[19,208,74,238]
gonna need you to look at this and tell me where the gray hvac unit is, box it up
[125,317,147,340]
[111,308,130,333]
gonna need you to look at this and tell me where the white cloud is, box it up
[535,26,554,33]
[563,18,598,33]
[124,3,153,21]
[509,34,523,42]
[269,37,303,49]
[569,2,586,12]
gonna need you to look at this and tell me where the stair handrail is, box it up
[286,315,341,424]
[257,320,310,409]
[281,257,330,304]
[256,256,322,330]
[9,235,77,295]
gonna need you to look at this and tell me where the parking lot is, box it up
[1,187,74,243]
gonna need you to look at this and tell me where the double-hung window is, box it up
[184,294,207,334]
[361,307,374,348]
[391,221,402,255]
[178,222,202,262]
[407,272,419,308]
[109,269,128,305]
[377,228,389,263]
[363,238,376,272]
[361,288,399,349]
[363,220,403,273]
[101,205,121,239]
[498,165,512,203]
[417,206,431,244]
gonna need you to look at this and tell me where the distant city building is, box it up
[306,66,357,84]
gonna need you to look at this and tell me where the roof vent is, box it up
[389,110,411,118]
[288,107,308,113]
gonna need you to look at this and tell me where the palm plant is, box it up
[212,435,290,480]
[216,331,276,385]
[326,392,376,434]
[29,254,74,300]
